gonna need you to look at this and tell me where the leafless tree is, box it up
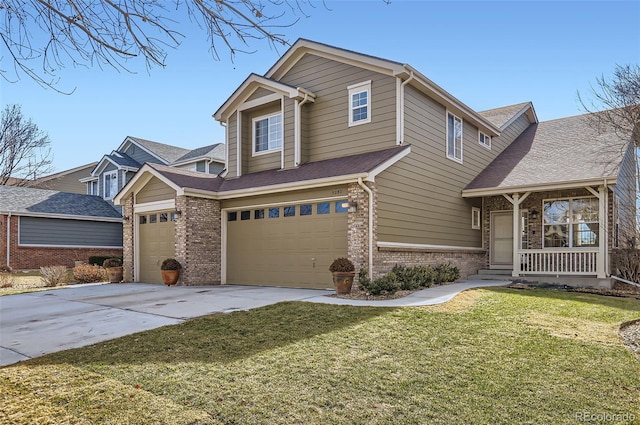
[0,104,53,186]
[578,64,640,254]
[0,0,321,92]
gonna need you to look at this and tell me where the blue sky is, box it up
[2,0,639,173]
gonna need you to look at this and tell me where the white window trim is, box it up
[479,131,491,149]
[446,111,463,163]
[252,112,283,156]
[348,80,372,127]
[542,196,600,248]
[86,179,98,196]
[103,170,118,200]
[472,207,481,230]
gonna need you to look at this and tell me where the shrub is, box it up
[391,264,435,290]
[611,249,640,283]
[161,258,182,271]
[432,263,460,284]
[103,257,122,268]
[0,266,15,288]
[40,266,68,287]
[329,257,355,273]
[89,255,123,266]
[358,269,400,295]
[74,264,107,283]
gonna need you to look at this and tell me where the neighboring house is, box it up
[80,136,225,207]
[30,162,98,194]
[0,185,123,270]
[114,39,637,288]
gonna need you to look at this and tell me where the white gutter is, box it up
[5,212,11,268]
[295,93,312,167]
[398,71,415,145]
[357,177,374,278]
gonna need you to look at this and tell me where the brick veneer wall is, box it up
[0,214,122,270]
[122,194,135,282]
[175,195,221,285]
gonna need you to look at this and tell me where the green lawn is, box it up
[1,288,639,424]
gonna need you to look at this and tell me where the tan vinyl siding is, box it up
[613,143,638,244]
[222,185,348,210]
[31,166,93,194]
[245,101,282,173]
[136,176,175,204]
[278,54,397,161]
[247,87,277,102]
[228,112,238,177]
[283,97,296,169]
[376,85,532,247]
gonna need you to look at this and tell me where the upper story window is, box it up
[446,112,463,163]
[87,180,98,196]
[253,113,282,155]
[104,171,118,199]
[348,81,371,126]
[479,131,491,149]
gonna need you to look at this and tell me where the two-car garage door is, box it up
[226,200,348,289]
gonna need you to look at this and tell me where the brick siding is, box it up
[1,214,122,270]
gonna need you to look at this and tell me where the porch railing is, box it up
[518,249,599,275]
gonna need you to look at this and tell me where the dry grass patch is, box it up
[420,288,486,313]
[525,312,622,346]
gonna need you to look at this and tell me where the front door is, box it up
[490,211,513,269]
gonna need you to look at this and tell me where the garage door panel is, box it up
[138,211,176,284]
[227,201,348,289]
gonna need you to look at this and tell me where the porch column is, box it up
[598,185,607,278]
[512,194,520,277]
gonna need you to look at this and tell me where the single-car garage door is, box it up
[227,200,348,289]
[138,211,177,283]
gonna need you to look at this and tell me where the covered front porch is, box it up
[464,180,616,285]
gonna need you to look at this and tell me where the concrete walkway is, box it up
[0,280,508,367]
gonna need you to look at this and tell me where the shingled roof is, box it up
[465,113,627,193]
[140,145,410,196]
[0,186,122,219]
[173,143,225,164]
[478,102,532,129]
[128,137,192,163]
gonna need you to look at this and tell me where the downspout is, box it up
[295,93,311,167]
[398,71,415,145]
[357,178,373,278]
[5,212,11,268]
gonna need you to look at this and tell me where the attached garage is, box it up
[137,210,177,283]
[226,199,348,289]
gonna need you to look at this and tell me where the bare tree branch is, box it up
[0,104,53,186]
[0,0,324,90]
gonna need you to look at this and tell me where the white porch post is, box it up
[512,194,520,277]
[598,185,607,278]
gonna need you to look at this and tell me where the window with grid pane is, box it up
[253,113,282,154]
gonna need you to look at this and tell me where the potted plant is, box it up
[160,258,182,286]
[329,257,355,294]
[102,257,123,283]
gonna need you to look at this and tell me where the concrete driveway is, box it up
[0,280,507,367]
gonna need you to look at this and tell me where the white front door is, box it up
[491,211,513,268]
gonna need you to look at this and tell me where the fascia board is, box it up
[367,146,412,181]
[216,173,369,200]
[461,177,618,198]
[266,39,405,81]
[114,164,181,205]
[400,65,502,136]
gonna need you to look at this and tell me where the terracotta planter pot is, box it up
[105,266,123,283]
[332,272,355,294]
[161,269,180,286]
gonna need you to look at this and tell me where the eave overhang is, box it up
[461,176,618,198]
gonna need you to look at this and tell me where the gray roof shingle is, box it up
[465,113,627,192]
[173,143,225,163]
[478,102,531,128]
[0,185,122,218]
[128,137,192,163]
[148,145,409,194]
